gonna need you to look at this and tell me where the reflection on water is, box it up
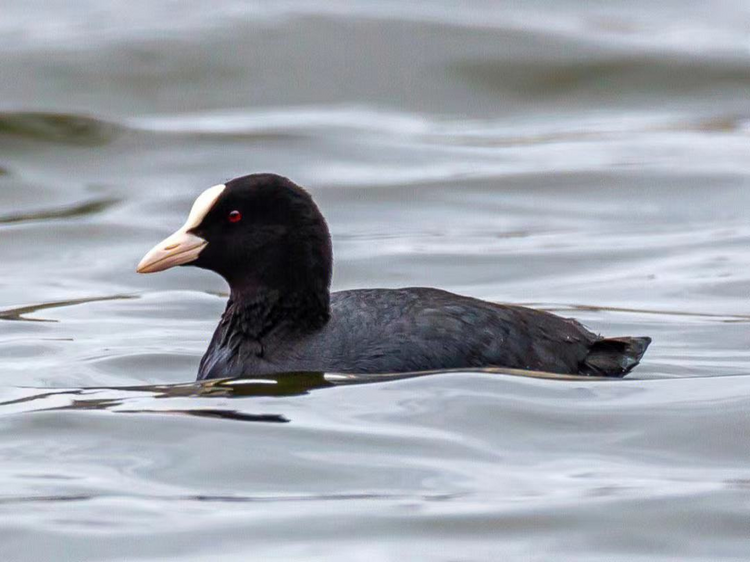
[0,198,119,226]
[0,295,136,322]
[1,368,609,421]
[1,0,750,560]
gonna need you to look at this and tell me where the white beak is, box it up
[136,229,207,274]
[136,183,226,274]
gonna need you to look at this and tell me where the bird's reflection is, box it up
[1,369,606,424]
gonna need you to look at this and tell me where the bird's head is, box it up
[137,174,333,298]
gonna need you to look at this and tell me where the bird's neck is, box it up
[217,224,333,357]
[223,284,330,345]
[198,284,330,379]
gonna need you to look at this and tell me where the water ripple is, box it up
[0,112,122,145]
[0,295,136,322]
[0,198,119,226]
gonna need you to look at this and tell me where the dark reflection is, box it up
[0,111,122,145]
[156,409,288,423]
[0,491,462,506]
[0,373,337,424]
[179,372,336,397]
[0,197,120,226]
[43,397,289,423]
[0,368,608,424]
[454,58,750,97]
[14,395,288,424]
[0,294,137,322]
[0,495,92,505]
[186,492,463,503]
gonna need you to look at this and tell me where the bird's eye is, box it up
[228,210,242,223]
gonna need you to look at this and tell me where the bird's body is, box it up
[198,287,598,379]
[198,287,646,380]
[137,173,651,381]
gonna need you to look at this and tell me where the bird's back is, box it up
[281,287,600,375]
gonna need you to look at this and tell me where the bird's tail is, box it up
[580,336,652,378]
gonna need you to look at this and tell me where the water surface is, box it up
[1,1,750,560]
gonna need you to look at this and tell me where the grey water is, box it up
[1,1,750,560]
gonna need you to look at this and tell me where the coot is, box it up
[137,174,651,380]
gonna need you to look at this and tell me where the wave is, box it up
[0,112,123,145]
[2,99,746,147]
[2,0,747,55]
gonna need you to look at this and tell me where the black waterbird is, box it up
[137,174,651,380]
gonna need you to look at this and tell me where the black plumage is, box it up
[138,173,651,380]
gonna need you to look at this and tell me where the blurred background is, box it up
[1,1,750,560]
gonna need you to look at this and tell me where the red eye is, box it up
[228,210,242,223]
